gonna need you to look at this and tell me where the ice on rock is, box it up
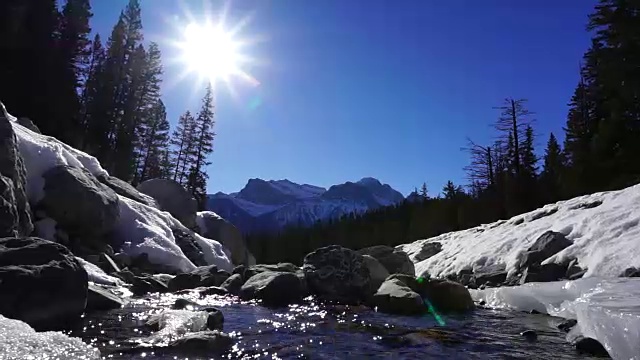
[145,310,210,343]
[0,314,100,359]
[472,277,640,360]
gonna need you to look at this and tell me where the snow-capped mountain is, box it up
[207,178,404,234]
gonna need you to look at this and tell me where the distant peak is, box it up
[358,177,382,186]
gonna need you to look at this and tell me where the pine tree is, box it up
[137,100,171,182]
[420,182,428,199]
[171,111,197,185]
[519,124,538,208]
[186,84,216,208]
[55,0,93,146]
[540,133,564,204]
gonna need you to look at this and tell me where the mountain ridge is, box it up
[207,177,404,234]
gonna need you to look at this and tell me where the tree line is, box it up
[247,0,640,264]
[0,0,216,207]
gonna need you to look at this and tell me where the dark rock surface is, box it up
[303,245,371,303]
[87,283,126,311]
[166,331,234,356]
[220,273,244,295]
[0,237,88,329]
[574,337,610,357]
[41,165,119,238]
[137,178,198,229]
[239,271,306,306]
[0,112,33,237]
[171,227,207,267]
[413,242,442,262]
[358,245,415,276]
[373,278,425,315]
[97,174,158,208]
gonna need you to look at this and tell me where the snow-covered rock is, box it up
[6,108,232,274]
[400,184,640,280]
[0,314,100,359]
[196,211,252,265]
[76,257,123,286]
[137,178,198,229]
[400,184,640,359]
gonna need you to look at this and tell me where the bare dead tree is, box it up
[493,98,535,178]
[462,137,495,190]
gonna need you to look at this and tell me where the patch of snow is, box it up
[472,277,640,360]
[76,257,122,286]
[0,314,100,359]
[115,197,232,273]
[400,184,640,279]
[34,217,57,242]
[10,120,107,203]
[269,179,326,199]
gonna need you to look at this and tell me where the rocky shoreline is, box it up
[0,104,614,358]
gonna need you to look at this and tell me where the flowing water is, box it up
[66,289,604,360]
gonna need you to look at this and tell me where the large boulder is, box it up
[0,112,33,237]
[137,179,198,229]
[303,245,371,303]
[97,174,158,208]
[358,245,415,276]
[421,279,474,312]
[244,263,300,280]
[168,265,230,292]
[0,237,88,329]
[171,228,207,267]
[41,165,119,238]
[196,211,253,266]
[373,278,425,315]
[220,273,244,295]
[239,271,305,306]
[361,254,389,291]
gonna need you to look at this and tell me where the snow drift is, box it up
[6,109,232,273]
[400,185,640,279]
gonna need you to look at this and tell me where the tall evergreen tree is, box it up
[187,84,216,208]
[171,111,197,186]
[136,100,171,182]
[540,133,565,204]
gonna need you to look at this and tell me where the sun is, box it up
[178,22,242,83]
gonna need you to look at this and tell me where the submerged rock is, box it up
[574,336,610,357]
[239,271,305,306]
[373,278,424,315]
[520,330,537,342]
[303,245,371,303]
[0,237,88,329]
[557,319,577,333]
[358,245,415,276]
[166,330,233,356]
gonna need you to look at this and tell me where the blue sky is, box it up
[89,0,597,196]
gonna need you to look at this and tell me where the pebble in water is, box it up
[520,330,538,342]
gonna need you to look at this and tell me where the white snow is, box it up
[76,257,123,286]
[400,184,640,279]
[472,277,640,360]
[0,314,100,359]
[10,120,107,203]
[8,110,232,274]
[269,179,326,199]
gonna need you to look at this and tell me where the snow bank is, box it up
[10,119,106,204]
[472,277,640,360]
[0,314,100,359]
[76,257,123,286]
[400,184,640,279]
[8,110,232,274]
[116,197,232,273]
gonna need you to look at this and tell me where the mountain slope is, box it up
[207,178,404,234]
